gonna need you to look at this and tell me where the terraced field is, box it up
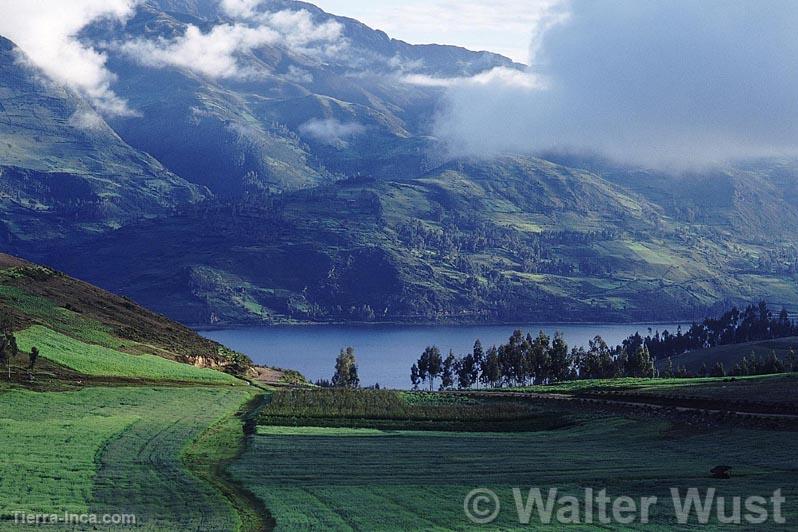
[0,385,253,530]
[230,417,798,530]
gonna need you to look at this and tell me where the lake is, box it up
[201,323,684,389]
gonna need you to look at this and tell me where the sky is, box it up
[312,0,562,64]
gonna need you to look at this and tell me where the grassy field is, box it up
[231,416,798,530]
[507,373,798,404]
[0,385,254,530]
[15,326,241,384]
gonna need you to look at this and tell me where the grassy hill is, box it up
[0,252,255,383]
[663,337,798,374]
[0,252,285,531]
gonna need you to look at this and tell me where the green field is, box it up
[258,388,574,431]
[0,385,253,530]
[507,373,798,403]
[230,416,798,530]
[15,326,241,384]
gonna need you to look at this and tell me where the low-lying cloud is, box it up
[120,8,344,80]
[432,0,798,170]
[299,118,365,146]
[0,0,136,115]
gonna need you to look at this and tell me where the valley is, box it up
[1,1,798,530]
[0,1,796,327]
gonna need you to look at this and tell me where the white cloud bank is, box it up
[119,8,344,80]
[432,0,798,170]
[0,0,137,115]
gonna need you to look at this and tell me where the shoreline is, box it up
[193,320,690,332]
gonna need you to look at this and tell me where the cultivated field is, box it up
[231,416,798,530]
[258,388,574,431]
[229,386,798,530]
[0,385,253,530]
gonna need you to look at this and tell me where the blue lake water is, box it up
[201,323,683,389]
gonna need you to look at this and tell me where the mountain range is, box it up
[2,0,798,325]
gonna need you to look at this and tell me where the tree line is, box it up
[625,302,797,360]
[410,302,798,390]
[410,331,656,390]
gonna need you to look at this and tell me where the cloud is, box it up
[284,65,313,84]
[68,109,109,131]
[433,0,798,170]
[299,118,365,146]
[403,67,543,89]
[0,0,137,115]
[220,0,262,18]
[119,9,344,79]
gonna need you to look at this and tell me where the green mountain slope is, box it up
[44,155,798,325]
[0,253,247,382]
[0,36,205,248]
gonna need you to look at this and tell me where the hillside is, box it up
[83,0,516,196]
[0,252,256,383]
[663,337,798,374]
[0,36,205,248]
[39,155,798,325]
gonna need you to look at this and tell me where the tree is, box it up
[548,332,570,382]
[0,335,7,381]
[410,363,421,390]
[332,347,359,388]
[0,333,17,380]
[480,346,502,388]
[457,353,475,390]
[711,361,726,377]
[786,348,798,373]
[471,340,484,387]
[28,346,39,379]
[441,350,457,390]
[418,346,443,390]
[0,312,13,380]
[625,345,655,378]
[662,357,674,378]
[528,331,551,384]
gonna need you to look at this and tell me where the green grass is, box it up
[231,417,798,530]
[630,373,798,403]
[0,386,251,529]
[0,285,122,348]
[15,325,241,384]
[507,373,798,403]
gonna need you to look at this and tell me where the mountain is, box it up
[44,155,798,325]
[3,0,798,326]
[0,36,205,249]
[82,0,517,196]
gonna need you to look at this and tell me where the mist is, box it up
[432,0,798,170]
